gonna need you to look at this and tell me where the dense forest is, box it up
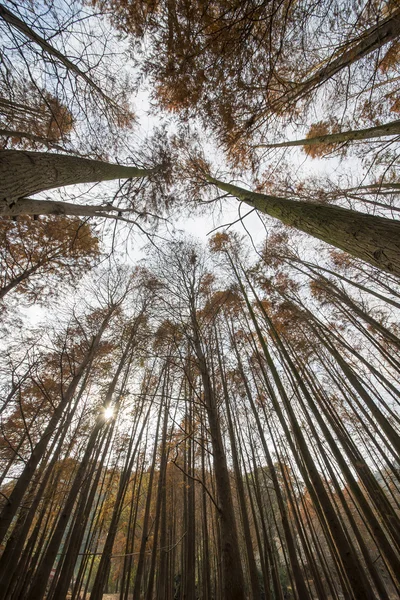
[0,0,399,599]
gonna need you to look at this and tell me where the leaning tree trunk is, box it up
[0,150,155,210]
[268,8,400,116]
[206,175,400,276]
[235,263,377,600]
[257,119,400,149]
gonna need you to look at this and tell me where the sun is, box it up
[104,405,114,420]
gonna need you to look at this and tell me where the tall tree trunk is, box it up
[145,397,170,600]
[216,328,261,600]
[0,4,116,107]
[131,395,164,599]
[207,175,400,276]
[51,423,116,600]
[0,370,90,597]
[0,150,155,207]
[235,262,377,599]
[190,315,246,600]
[257,119,400,149]
[25,418,107,600]
[262,8,400,118]
[230,332,311,600]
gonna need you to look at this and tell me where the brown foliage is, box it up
[0,216,99,303]
[304,119,341,158]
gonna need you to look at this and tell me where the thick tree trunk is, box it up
[257,120,400,149]
[0,150,154,207]
[207,176,400,276]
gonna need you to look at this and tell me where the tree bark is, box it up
[0,307,114,545]
[269,8,400,114]
[190,319,246,600]
[207,175,400,276]
[0,150,154,207]
[25,419,106,600]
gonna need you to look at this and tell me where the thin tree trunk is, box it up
[190,317,246,600]
[0,127,67,151]
[146,397,170,600]
[236,262,378,599]
[267,8,400,115]
[216,328,261,600]
[131,396,164,599]
[0,370,91,597]
[25,418,107,600]
[257,120,400,148]
[0,4,117,107]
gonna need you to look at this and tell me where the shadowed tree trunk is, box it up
[257,120,400,148]
[0,306,115,546]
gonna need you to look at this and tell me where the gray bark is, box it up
[0,197,134,219]
[250,8,400,127]
[281,8,400,109]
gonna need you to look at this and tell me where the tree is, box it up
[0,0,135,156]
[0,215,99,302]
[204,174,400,276]
[151,241,247,599]
[0,79,74,151]
[0,150,157,218]
[93,0,400,152]
[256,119,400,152]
